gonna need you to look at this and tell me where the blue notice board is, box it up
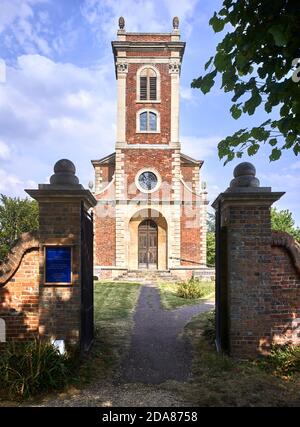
[45,247,72,283]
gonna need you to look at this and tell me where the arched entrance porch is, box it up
[128,209,168,270]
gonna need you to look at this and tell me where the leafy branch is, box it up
[191,0,300,163]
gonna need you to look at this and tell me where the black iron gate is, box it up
[215,200,229,353]
[81,202,94,352]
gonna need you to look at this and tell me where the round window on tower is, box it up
[135,169,161,193]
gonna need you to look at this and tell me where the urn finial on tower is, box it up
[119,16,125,30]
[173,16,179,29]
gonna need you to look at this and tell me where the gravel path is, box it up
[120,284,214,384]
[21,283,214,407]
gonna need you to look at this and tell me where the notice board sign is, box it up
[45,246,72,284]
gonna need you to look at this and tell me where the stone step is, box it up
[193,268,215,281]
[114,269,181,283]
[114,268,215,283]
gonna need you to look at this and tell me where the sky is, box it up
[0,0,299,224]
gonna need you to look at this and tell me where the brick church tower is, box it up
[92,17,208,280]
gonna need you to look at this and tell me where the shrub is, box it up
[176,278,210,299]
[0,339,76,399]
[202,310,216,344]
[258,344,300,377]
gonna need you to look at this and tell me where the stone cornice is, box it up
[0,232,39,286]
[95,199,208,206]
[212,191,285,210]
[112,40,185,75]
[26,188,97,209]
[112,40,185,53]
[115,142,181,150]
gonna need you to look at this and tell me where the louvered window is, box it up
[139,111,157,132]
[139,68,157,101]
[140,77,147,100]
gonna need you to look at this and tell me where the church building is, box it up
[92,17,208,280]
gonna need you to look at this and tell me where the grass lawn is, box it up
[182,311,300,407]
[158,281,215,310]
[78,281,141,382]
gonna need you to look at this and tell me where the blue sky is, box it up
[0,0,299,224]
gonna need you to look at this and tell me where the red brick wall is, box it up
[270,235,300,345]
[100,164,115,185]
[122,148,173,199]
[126,34,171,42]
[181,165,193,184]
[221,203,273,358]
[0,238,39,342]
[180,205,201,266]
[219,200,300,358]
[38,200,82,345]
[94,204,116,266]
[127,51,170,57]
[126,63,171,145]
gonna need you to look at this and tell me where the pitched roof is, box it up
[91,152,115,167]
[180,153,203,168]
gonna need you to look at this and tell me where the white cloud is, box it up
[180,86,194,101]
[0,168,21,193]
[0,53,117,195]
[0,0,80,58]
[260,172,300,189]
[181,135,221,159]
[0,0,53,56]
[0,0,34,33]
[0,140,10,159]
[80,0,200,40]
[289,161,300,170]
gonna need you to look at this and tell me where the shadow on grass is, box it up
[76,281,141,384]
[182,311,300,407]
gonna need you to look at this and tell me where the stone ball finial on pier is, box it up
[119,16,125,30]
[173,16,179,29]
[50,159,80,185]
[229,162,260,189]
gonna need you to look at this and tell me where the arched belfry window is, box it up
[137,109,160,133]
[137,66,161,102]
[140,68,156,100]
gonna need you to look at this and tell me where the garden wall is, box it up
[0,233,39,342]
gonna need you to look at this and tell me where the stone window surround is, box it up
[136,108,161,133]
[136,64,161,103]
[135,167,162,194]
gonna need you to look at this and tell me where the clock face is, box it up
[138,171,158,191]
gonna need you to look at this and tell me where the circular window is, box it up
[135,169,162,193]
[138,171,158,191]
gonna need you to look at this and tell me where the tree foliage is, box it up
[271,207,300,242]
[192,0,300,163]
[207,212,215,232]
[0,194,39,262]
[206,212,216,266]
[207,232,216,266]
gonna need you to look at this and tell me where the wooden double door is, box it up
[138,219,158,269]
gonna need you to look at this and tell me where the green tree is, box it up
[0,194,39,261]
[192,0,300,163]
[206,212,216,266]
[207,232,216,266]
[207,212,215,232]
[271,207,300,242]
